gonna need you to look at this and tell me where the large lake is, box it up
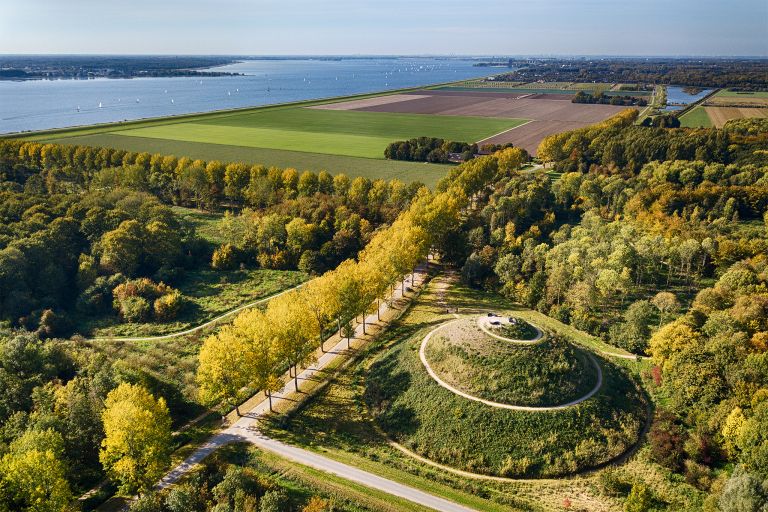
[0,58,491,134]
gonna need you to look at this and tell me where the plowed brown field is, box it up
[705,107,768,128]
[315,90,633,155]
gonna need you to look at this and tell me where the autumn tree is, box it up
[0,429,72,512]
[197,327,252,415]
[268,291,318,392]
[100,383,172,495]
[652,291,680,329]
[232,308,282,411]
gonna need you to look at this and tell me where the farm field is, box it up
[33,132,450,186]
[705,89,768,107]
[705,106,768,128]
[679,106,713,127]
[320,89,633,154]
[121,107,521,158]
[434,80,651,96]
[30,100,525,187]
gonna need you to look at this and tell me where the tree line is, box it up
[571,91,647,106]
[493,58,768,90]
[537,110,768,173]
[196,154,504,415]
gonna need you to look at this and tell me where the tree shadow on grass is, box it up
[363,349,420,437]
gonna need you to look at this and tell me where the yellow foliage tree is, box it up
[268,291,318,391]
[100,383,172,495]
[0,429,72,512]
[197,326,253,414]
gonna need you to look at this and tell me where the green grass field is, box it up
[714,89,768,98]
[30,100,526,187]
[679,106,713,128]
[111,107,522,159]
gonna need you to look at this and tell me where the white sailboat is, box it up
[98,102,102,108]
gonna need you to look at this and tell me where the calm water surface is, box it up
[0,58,490,134]
[663,85,714,111]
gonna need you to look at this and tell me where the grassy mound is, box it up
[425,319,597,407]
[363,281,647,478]
[490,317,539,340]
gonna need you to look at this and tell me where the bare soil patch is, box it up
[705,106,768,128]
[321,90,632,155]
[479,120,586,154]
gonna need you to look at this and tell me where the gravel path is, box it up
[155,268,476,512]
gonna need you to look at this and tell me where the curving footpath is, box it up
[419,318,603,411]
[86,281,309,342]
[476,315,545,345]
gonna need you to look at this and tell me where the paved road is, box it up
[156,268,476,512]
[87,281,308,342]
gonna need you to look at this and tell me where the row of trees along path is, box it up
[154,265,476,512]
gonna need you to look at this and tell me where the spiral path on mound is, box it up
[419,317,603,411]
[476,315,545,344]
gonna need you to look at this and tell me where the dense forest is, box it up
[445,114,768,509]
[490,58,768,90]
[0,140,422,336]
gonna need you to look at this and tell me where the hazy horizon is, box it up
[2,0,766,57]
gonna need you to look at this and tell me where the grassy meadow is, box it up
[77,268,307,338]
[425,319,598,407]
[26,97,527,187]
[679,106,713,128]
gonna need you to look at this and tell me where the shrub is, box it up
[624,483,653,512]
[649,409,688,471]
[211,243,239,270]
[153,291,184,322]
[112,278,182,323]
[259,490,287,512]
[119,296,151,323]
[36,309,71,339]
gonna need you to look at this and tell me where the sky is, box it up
[1,0,766,56]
